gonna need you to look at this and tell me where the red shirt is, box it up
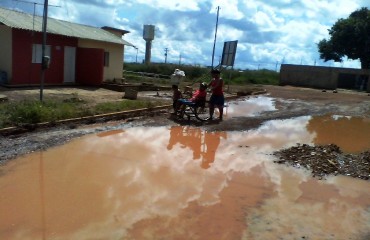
[211,79,223,96]
[190,89,206,102]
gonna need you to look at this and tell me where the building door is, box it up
[76,47,104,86]
[337,73,356,89]
[64,46,76,83]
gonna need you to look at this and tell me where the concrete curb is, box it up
[0,91,266,136]
[0,105,172,136]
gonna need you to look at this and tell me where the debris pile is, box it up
[273,144,370,180]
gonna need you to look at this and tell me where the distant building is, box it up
[0,7,133,86]
[280,64,370,92]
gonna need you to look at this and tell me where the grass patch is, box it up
[0,98,168,129]
[0,100,85,128]
[94,100,161,114]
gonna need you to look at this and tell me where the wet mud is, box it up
[1,86,370,181]
[0,125,369,239]
[1,85,370,240]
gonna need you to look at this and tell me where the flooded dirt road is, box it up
[0,123,369,240]
[0,85,369,239]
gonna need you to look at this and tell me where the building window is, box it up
[32,44,51,63]
[104,51,110,67]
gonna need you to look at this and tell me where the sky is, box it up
[1,0,370,70]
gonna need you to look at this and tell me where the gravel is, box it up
[274,144,370,181]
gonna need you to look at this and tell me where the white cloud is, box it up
[0,0,366,69]
[211,0,244,20]
[253,11,278,30]
[302,0,361,21]
[134,0,201,11]
[217,25,244,42]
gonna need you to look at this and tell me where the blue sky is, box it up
[1,0,370,70]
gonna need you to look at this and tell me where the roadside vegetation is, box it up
[123,62,279,85]
[0,97,166,129]
[0,63,278,129]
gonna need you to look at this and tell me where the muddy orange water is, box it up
[0,116,369,240]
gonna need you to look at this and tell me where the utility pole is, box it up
[14,0,60,101]
[211,6,220,69]
[134,47,138,63]
[40,0,49,101]
[179,53,182,65]
[164,48,169,64]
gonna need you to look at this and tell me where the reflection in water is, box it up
[307,115,370,153]
[167,126,202,159]
[39,151,46,240]
[247,170,370,239]
[202,131,227,169]
[0,116,369,240]
[225,96,276,118]
[167,126,227,168]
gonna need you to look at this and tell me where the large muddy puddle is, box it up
[224,96,276,118]
[0,115,369,239]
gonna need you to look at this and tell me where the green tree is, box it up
[318,7,370,69]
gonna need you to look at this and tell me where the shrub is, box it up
[123,63,279,85]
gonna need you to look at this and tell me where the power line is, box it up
[12,0,61,9]
[12,0,60,31]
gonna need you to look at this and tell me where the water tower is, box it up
[143,25,155,64]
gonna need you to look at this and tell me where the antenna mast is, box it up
[13,0,60,101]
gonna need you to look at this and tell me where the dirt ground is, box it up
[0,86,145,105]
[0,85,369,180]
